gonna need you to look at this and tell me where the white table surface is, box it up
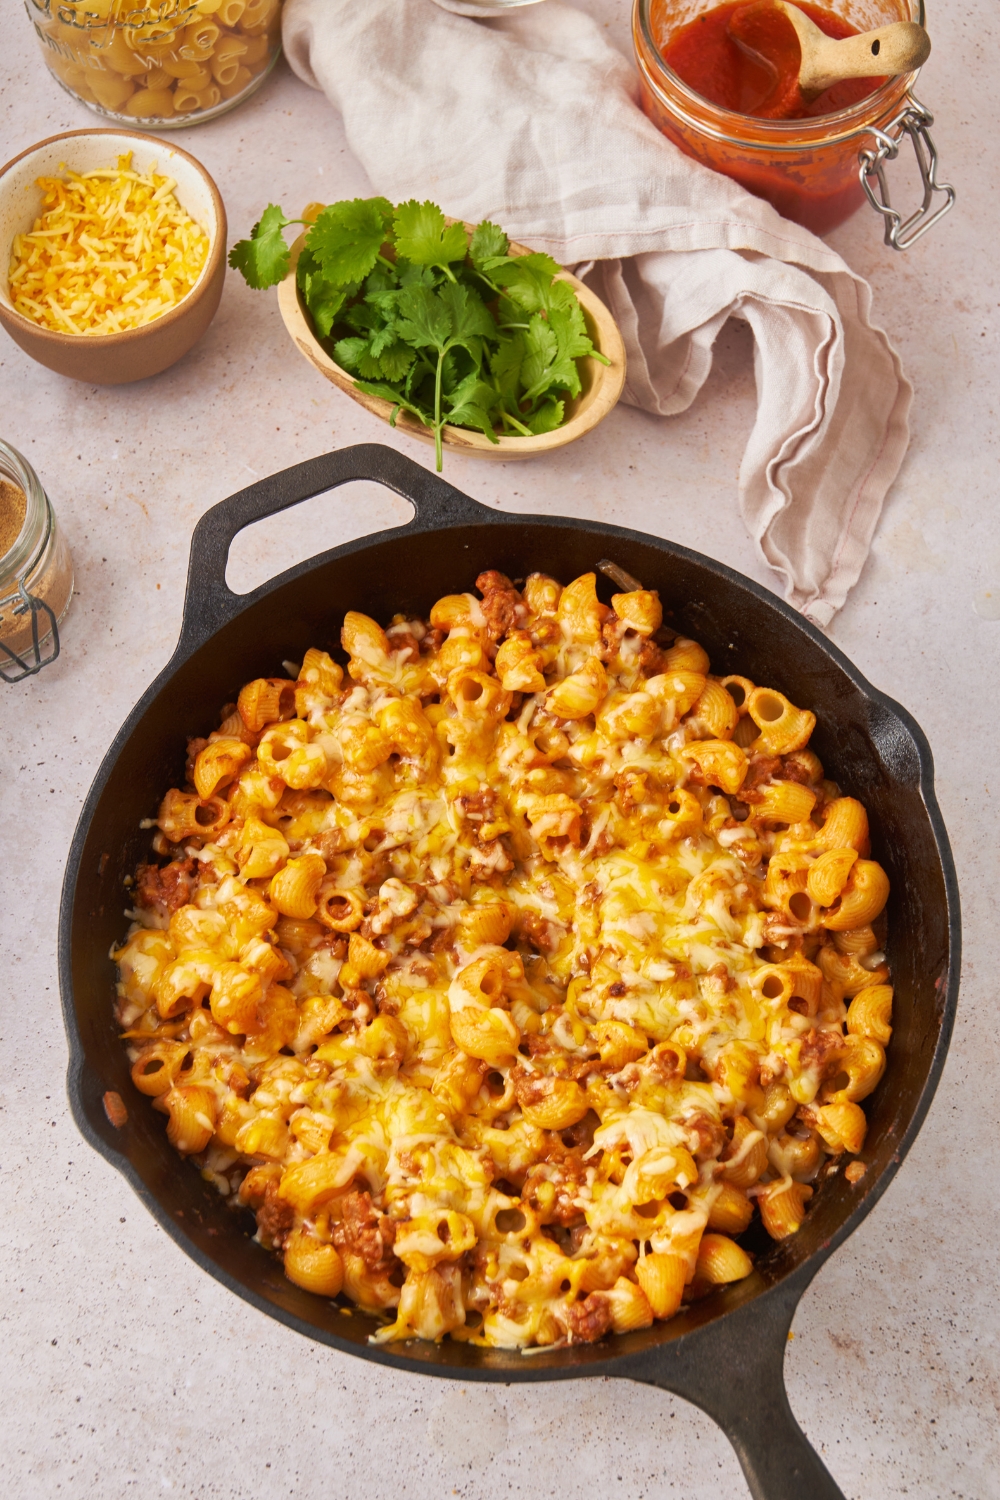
[2,1,996,1496]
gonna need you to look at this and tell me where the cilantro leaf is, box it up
[523,397,565,434]
[335,335,415,383]
[345,299,390,335]
[404,355,435,402]
[443,373,500,444]
[393,200,469,272]
[304,283,348,340]
[368,322,398,358]
[362,263,400,297]
[228,203,294,289]
[548,301,593,363]
[440,347,473,399]
[520,312,580,401]
[334,336,373,376]
[306,197,393,286]
[539,276,580,316]
[446,402,501,443]
[469,219,509,267]
[437,281,496,360]
[352,381,432,430]
[446,371,496,411]
[518,315,557,387]
[376,342,418,381]
[489,336,524,403]
[395,259,438,289]
[487,252,563,313]
[296,248,351,339]
[394,283,454,353]
[548,300,602,363]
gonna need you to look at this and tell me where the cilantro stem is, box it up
[434,346,445,472]
[500,406,533,437]
[376,253,396,272]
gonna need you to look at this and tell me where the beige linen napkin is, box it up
[282,0,911,626]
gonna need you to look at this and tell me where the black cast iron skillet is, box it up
[59,444,960,1500]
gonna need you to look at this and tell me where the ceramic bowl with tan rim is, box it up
[0,129,226,385]
[277,229,626,461]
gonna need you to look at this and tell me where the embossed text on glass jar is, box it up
[26,0,283,128]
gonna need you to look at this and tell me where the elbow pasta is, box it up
[28,0,282,124]
[117,568,892,1348]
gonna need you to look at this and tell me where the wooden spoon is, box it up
[729,1,930,118]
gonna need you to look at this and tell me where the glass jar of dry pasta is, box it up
[0,440,73,683]
[25,0,283,127]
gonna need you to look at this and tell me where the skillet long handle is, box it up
[177,442,496,655]
[619,1273,847,1500]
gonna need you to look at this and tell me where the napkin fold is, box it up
[282,0,911,625]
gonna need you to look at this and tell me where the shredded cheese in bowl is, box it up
[7,153,210,337]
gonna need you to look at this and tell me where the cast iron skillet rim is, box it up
[58,443,960,1384]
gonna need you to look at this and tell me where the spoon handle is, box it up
[776,4,931,97]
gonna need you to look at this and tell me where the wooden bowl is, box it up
[277,229,626,460]
[0,129,226,385]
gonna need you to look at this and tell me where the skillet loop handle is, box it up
[622,1274,847,1500]
[178,442,496,655]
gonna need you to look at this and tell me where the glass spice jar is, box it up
[0,440,73,683]
[633,0,954,243]
[25,0,283,128]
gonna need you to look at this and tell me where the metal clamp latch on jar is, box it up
[0,580,61,684]
[858,96,955,250]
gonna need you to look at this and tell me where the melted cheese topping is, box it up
[8,153,209,335]
[116,570,891,1349]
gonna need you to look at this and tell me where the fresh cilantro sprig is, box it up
[392,200,469,282]
[228,204,297,288]
[229,196,610,471]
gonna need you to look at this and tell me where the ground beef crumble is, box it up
[563,1291,613,1344]
[135,857,197,916]
[476,570,524,644]
[256,1180,294,1249]
[331,1189,399,1273]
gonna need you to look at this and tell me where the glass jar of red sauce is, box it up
[633,0,954,242]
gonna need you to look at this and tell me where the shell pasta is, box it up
[116,568,891,1348]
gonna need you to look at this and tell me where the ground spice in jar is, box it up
[0,477,27,559]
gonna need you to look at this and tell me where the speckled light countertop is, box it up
[1,0,997,1495]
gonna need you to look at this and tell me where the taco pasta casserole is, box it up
[116,568,892,1348]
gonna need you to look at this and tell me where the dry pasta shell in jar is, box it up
[26,0,285,126]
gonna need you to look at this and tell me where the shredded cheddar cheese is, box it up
[8,153,209,336]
